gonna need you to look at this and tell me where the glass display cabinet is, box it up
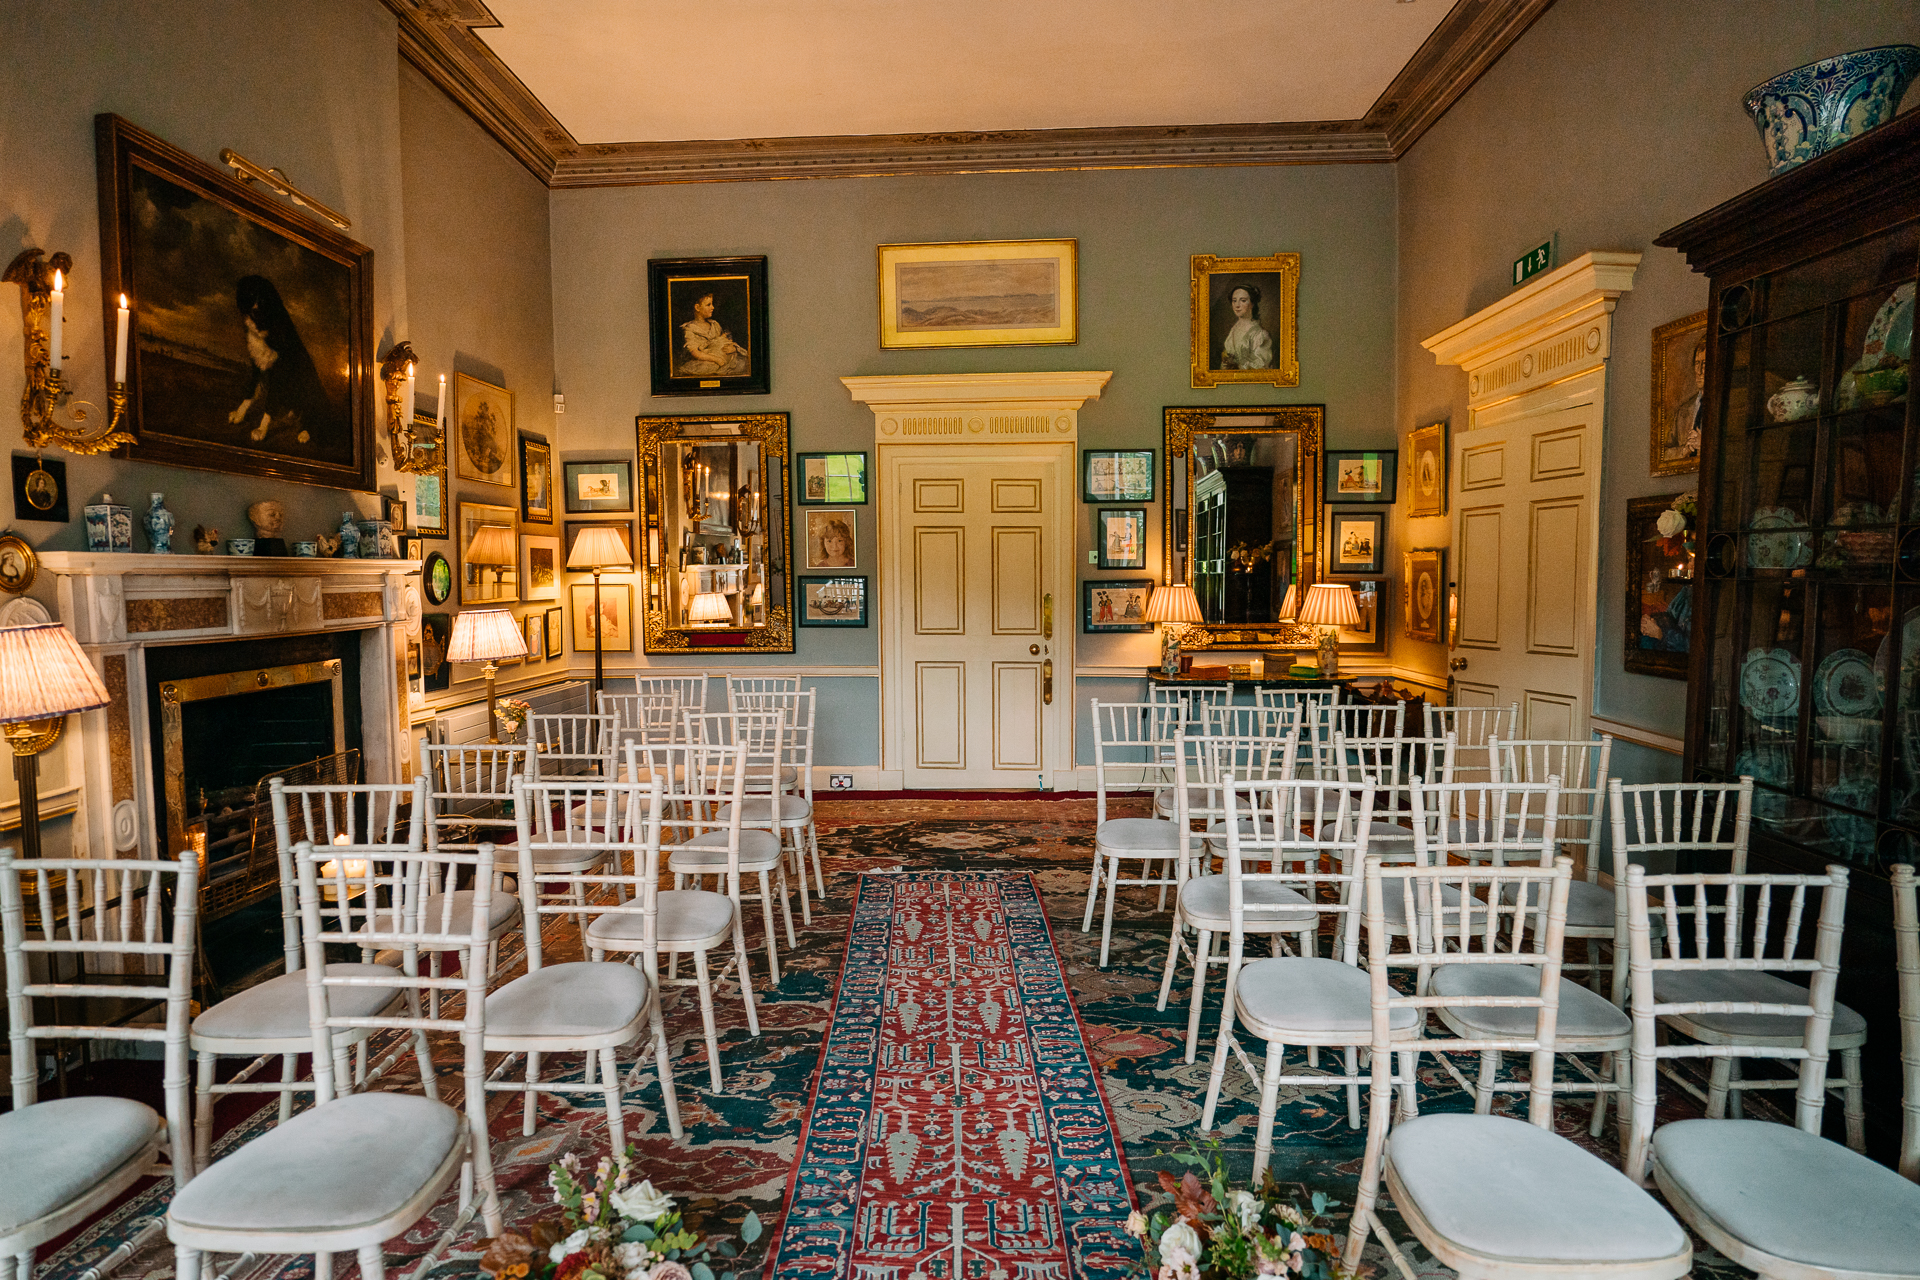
[1658,108,1918,1156]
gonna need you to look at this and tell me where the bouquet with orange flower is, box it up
[1127,1141,1352,1280]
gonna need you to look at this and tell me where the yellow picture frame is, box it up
[877,238,1078,349]
[1189,252,1301,389]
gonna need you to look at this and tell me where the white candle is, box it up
[436,373,447,437]
[404,361,416,421]
[48,269,63,373]
[114,294,130,383]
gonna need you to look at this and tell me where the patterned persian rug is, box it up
[37,797,1748,1280]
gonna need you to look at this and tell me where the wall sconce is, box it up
[682,447,713,523]
[4,249,138,456]
[379,342,443,473]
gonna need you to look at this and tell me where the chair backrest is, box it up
[1317,700,1405,747]
[630,673,709,712]
[732,688,817,799]
[513,777,660,972]
[1202,703,1295,740]
[629,739,751,892]
[1,853,199,1178]
[728,674,799,706]
[1414,777,1563,869]
[1492,736,1613,883]
[599,690,677,744]
[1219,777,1379,967]
[419,740,528,848]
[527,712,618,781]
[269,778,425,972]
[1623,863,1850,1182]
[1424,701,1520,780]
[1606,778,1754,1004]
[1256,687,1337,724]
[1893,863,1919,1181]
[1091,700,1164,813]
[685,707,786,802]
[1150,683,1234,717]
[1170,729,1301,868]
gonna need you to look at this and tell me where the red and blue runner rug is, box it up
[768,871,1140,1280]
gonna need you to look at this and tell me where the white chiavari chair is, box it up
[1087,701,1184,967]
[499,777,682,1143]
[1150,684,1234,804]
[1150,705,1291,823]
[1340,854,1690,1280]
[1309,700,1404,779]
[1156,727,1304,1061]
[526,712,618,782]
[167,840,506,1280]
[187,780,436,1173]
[4,853,198,1280]
[1423,700,1519,782]
[1491,736,1614,992]
[626,673,710,713]
[419,742,533,985]
[1199,778,1401,1145]
[1623,862,1920,1279]
[727,674,799,703]
[600,689,683,755]
[1316,732,1458,863]
[730,688,827,908]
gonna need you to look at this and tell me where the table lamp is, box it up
[0,624,110,858]
[1277,582,1299,621]
[565,525,632,692]
[1296,582,1360,679]
[1144,581,1204,678]
[448,608,526,742]
[688,590,733,628]
[463,521,517,600]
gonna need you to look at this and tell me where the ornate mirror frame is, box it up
[1162,403,1325,649]
[638,410,794,654]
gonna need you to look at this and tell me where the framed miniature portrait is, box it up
[803,509,858,570]
[453,373,514,488]
[1404,548,1447,643]
[520,434,553,524]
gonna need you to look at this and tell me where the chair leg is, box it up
[755,870,782,985]
[806,822,827,902]
[692,948,723,1091]
[1474,1050,1500,1115]
[1098,854,1120,968]
[654,1017,685,1142]
[1252,1040,1285,1179]
[1200,1000,1240,1133]
[1591,1052,1613,1137]
[1707,1055,1733,1119]
[523,1051,541,1136]
[731,916,761,1036]
[1398,1049,1419,1121]
[784,828,813,927]
[194,1051,217,1174]
[314,1252,332,1280]
[1081,847,1104,932]
[1184,929,1213,1064]
[775,862,798,947]
[357,1245,386,1280]
[600,1046,625,1155]
[1155,910,1184,1013]
[174,1247,200,1280]
[1842,1048,1866,1153]
[411,1025,438,1102]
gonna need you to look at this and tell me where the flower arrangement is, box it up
[495,697,533,736]
[1127,1144,1352,1280]
[479,1150,760,1280]
[1654,493,1696,557]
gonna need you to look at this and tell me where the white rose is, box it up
[550,1228,592,1263]
[610,1179,675,1224]
[1226,1190,1261,1231]
[1158,1220,1202,1263]
[1656,509,1685,538]
[614,1242,654,1280]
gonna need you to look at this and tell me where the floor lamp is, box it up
[0,623,110,858]
[448,608,526,743]
[565,525,632,694]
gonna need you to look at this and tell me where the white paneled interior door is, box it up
[882,444,1072,788]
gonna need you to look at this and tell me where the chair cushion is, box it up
[0,1096,161,1235]
[194,964,402,1043]
[718,796,813,825]
[168,1093,461,1233]
[1497,877,1614,930]
[485,962,649,1040]
[1372,880,1474,933]
[1178,876,1316,930]
[1234,957,1417,1038]
[1096,817,1181,853]
[668,828,783,871]
[1429,964,1630,1041]
[1316,819,1418,849]
[588,889,734,948]
[1650,968,1866,1042]
[1653,1119,1920,1272]
[1389,1114,1687,1265]
[418,889,519,938]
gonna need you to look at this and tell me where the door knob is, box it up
[1029,644,1040,655]
[1449,657,1469,671]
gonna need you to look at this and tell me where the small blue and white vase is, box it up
[337,511,361,559]
[143,493,175,554]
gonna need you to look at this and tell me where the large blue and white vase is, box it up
[1744,45,1920,176]
[143,492,174,554]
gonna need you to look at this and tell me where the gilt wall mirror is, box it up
[638,411,793,654]
[1162,404,1325,648]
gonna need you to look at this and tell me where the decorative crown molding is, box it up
[385,0,1557,187]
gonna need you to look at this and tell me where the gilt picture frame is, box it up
[453,373,514,488]
[520,434,552,524]
[1625,493,1692,679]
[1404,548,1447,643]
[877,239,1078,350]
[1651,310,1708,477]
[1408,421,1448,518]
[1189,252,1301,389]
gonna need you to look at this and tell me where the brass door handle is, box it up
[1043,658,1053,704]
[1029,644,1041,655]
[1449,657,1469,671]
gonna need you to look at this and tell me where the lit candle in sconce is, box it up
[436,373,447,439]
[114,294,130,384]
[48,270,64,373]
[404,361,416,420]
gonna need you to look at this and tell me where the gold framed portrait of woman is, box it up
[1190,252,1301,389]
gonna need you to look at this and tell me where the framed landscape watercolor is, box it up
[1325,450,1397,504]
[96,113,376,491]
[1189,251,1300,389]
[520,532,560,601]
[877,239,1077,350]
[1408,421,1447,518]
[453,373,514,488]
[797,575,868,627]
[1083,579,1153,633]
[1082,450,1154,502]
[796,452,868,504]
[563,459,633,514]
[647,255,770,397]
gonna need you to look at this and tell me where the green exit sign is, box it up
[1512,240,1553,286]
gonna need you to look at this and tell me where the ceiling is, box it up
[389,0,1556,185]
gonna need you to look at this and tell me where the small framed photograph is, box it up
[523,612,543,661]
[12,454,67,524]
[563,459,634,514]
[803,509,858,569]
[1329,510,1385,575]
[1650,310,1708,477]
[647,255,770,397]
[571,581,634,653]
[563,519,637,566]
[1625,494,1691,680]
[1083,579,1154,633]
[1404,548,1447,643]
[1337,578,1387,652]
[1408,421,1448,518]
[796,452,868,504]
[544,606,565,660]
[520,532,561,601]
[1096,507,1147,570]
[1325,450,1398,504]
[382,492,407,534]
[453,372,514,488]
[409,422,448,539]
[520,434,553,524]
[797,575,869,627]
[1190,252,1301,389]
[877,238,1077,350]
[1082,450,1155,502]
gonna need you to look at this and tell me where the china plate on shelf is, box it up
[1816,772,1878,859]
[1733,748,1793,819]
[1813,648,1881,717]
[1746,506,1813,570]
[1740,647,1801,718]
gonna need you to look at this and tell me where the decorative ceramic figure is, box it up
[247,501,285,540]
[193,526,221,554]
[1745,45,1920,175]
[143,493,174,554]
[337,511,361,558]
[1767,376,1820,422]
[314,533,341,558]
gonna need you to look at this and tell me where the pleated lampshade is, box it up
[688,591,733,625]
[567,525,632,571]
[0,624,110,724]
[448,608,526,663]
[462,523,517,567]
[1277,582,1299,621]
[1296,582,1361,629]
[1143,581,1204,624]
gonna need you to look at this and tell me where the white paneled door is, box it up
[882,444,1072,788]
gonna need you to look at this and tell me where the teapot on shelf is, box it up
[1767,375,1820,422]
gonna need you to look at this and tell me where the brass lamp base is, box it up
[5,714,66,859]
[483,661,501,743]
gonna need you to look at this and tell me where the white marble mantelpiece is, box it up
[40,553,422,860]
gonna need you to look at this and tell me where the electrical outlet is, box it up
[830,773,854,790]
